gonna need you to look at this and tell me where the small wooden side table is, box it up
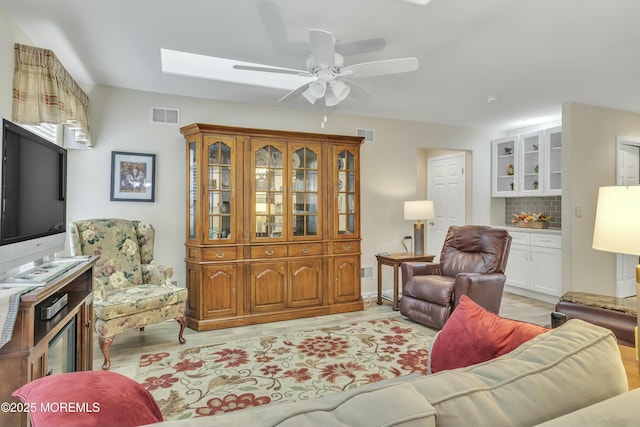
[376,252,435,311]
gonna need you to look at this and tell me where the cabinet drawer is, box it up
[202,247,238,261]
[532,234,561,249]
[288,243,323,257]
[251,245,288,258]
[508,232,530,245]
[333,241,360,254]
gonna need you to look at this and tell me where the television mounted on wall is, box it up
[0,119,67,275]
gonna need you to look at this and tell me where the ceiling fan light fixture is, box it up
[309,80,327,98]
[330,80,351,101]
[325,91,340,107]
[302,86,318,104]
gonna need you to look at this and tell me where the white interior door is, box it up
[427,153,466,261]
[616,138,640,297]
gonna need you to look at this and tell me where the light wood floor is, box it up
[95,292,555,378]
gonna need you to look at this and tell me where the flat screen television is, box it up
[0,119,67,274]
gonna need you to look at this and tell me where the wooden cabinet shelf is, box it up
[0,257,96,427]
[181,124,364,331]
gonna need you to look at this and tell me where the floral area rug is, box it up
[135,317,435,420]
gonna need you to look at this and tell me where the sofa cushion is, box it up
[533,388,640,427]
[95,285,188,320]
[13,371,163,427]
[413,319,628,427]
[429,294,549,373]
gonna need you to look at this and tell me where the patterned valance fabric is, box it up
[12,43,91,145]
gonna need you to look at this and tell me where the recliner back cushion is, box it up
[73,219,143,291]
[440,226,510,277]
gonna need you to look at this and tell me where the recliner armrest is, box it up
[401,262,441,286]
[453,272,506,314]
[142,263,174,286]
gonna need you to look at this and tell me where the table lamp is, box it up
[592,185,640,370]
[404,200,434,255]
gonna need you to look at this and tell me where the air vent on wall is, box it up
[356,128,375,143]
[151,107,180,125]
[361,265,373,279]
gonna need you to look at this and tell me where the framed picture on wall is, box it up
[110,151,156,202]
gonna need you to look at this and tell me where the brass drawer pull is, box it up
[302,247,310,254]
[265,249,274,256]
[343,245,351,251]
[215,252,225,258]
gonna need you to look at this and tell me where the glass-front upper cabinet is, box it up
[291,143,321,240]
[204,135,237,243]
[252,140,286,241]
[518,130,544,196]
[491,136,518,197]
[335,146,358,237]
[544,126,562,196]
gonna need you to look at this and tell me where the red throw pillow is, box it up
[12,371,163,427]
[429,295,549,373]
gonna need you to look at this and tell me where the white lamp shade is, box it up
[302,86,318,104]
[404,200,435,220]
[331,80,350,101]
[308,80,326,98]
[592,186,640,256]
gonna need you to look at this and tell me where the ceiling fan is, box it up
[233,29,419,107]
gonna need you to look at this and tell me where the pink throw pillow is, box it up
[13,371,163,427]
[429,295,549,373]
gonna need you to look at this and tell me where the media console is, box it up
[0,257,96,427]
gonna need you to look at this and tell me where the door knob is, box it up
[429,221,435,226]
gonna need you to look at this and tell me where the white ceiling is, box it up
[2,0,640,131]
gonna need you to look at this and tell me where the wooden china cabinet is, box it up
[181,123,363,331]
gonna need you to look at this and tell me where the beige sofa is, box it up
[148,319,631,427]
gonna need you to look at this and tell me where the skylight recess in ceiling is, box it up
[160,48,313,90]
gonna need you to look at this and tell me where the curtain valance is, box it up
[12,43,91,146]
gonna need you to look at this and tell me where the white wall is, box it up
[562,103,640,296]
[70,85,502,296]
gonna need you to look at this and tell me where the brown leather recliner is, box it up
[400,225,512,329]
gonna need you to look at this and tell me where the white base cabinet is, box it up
[505,231,561,297]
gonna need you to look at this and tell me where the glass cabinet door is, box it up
[253,142,286,241]
[291,145,321,239]
[519,131,544,196]
[336,148,357,236]
[205,136,235,242]
[188,141,197,240]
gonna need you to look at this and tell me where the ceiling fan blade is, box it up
[233,64,311,76]
[336,38,387,56]
[278,82,311,102]
[341,78,377,98]
[342,57,419,78]
[309,29,335,67]
[256,1,287,47]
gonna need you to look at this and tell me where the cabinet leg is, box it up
[176,316,187,344]
[99,335,115,370]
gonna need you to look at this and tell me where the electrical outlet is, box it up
[575,207,583,218]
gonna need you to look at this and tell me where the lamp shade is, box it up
[592,186,640,256]
[404,200,434,220]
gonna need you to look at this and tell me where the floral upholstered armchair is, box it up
[69,218,187,370]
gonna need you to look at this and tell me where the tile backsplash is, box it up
[504,196,561,229]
